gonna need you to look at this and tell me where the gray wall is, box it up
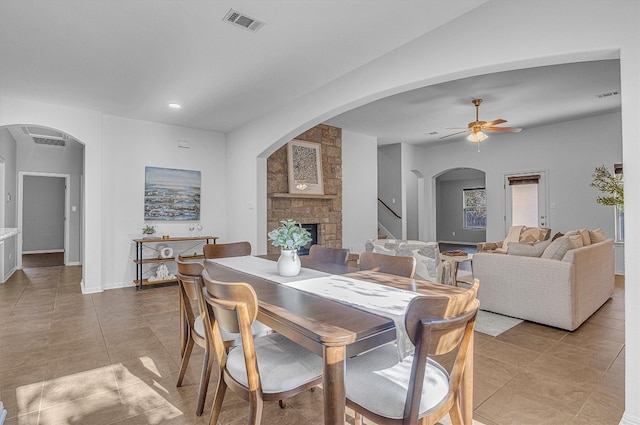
[22,175,65,252]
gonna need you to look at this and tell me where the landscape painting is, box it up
[144,166,201,221]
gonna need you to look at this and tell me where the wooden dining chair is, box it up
[345,292,480,425]
[308,244,350,265]
[359,251,417,278]
[201,270,324,425]
[203,241,251,259]
[175,259,270,416]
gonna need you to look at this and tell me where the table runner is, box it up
[206,255,329,283]
[281,275,418,358]
[207,255,417,358]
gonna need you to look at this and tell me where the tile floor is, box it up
[0,261,625,425]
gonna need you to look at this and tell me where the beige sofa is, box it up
[472,236,615,331]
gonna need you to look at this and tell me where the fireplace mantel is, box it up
[270,193,338,200]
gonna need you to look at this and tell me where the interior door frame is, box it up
[504,169,549,232]
[18,172,70,268]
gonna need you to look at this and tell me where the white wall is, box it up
[101,115,227,288]
[342,130,377,254]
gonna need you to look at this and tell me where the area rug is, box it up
[474,310,523,336]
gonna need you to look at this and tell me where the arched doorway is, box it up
[0,124,84,275]
[435,167,486,244]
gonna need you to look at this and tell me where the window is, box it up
[463,188,486,229]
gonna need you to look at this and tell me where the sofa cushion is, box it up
[589,228,606,243]
[507,238,553,257]
[578,228,591,246]
[519,227,551,244]
[541,235,582,260]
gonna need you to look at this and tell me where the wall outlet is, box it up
[452,231,456,236]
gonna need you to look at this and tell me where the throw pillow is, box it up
[578,228,591,246]
[589,228,606,243]
[507,238,553,257]
[551,231,564,241]
[541,235,578,260]
[519,227,551,243]
[568,233,583,249]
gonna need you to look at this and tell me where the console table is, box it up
[132,235,218,289]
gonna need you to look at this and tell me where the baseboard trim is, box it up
[23,249,64,254]
[620,412,640,425]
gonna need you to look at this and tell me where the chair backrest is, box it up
[359,251,416,278]
[200,270,262,391]
[403,294,479,423]
[203,241,251,259]
[176,259,205,315]
[201,269,259,335]
[308,244,349,265]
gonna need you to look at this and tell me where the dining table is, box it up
[203,254,476,425]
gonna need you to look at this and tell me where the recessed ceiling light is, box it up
[168,103,182,109]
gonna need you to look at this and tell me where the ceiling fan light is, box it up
[467,131,488,143]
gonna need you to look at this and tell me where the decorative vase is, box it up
[277,249,301,277]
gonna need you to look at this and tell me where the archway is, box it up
[0,124,85,281]
[434,167,486,244]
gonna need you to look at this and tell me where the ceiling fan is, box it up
[440,98,522,149]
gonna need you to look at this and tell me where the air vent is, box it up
[595,90,620,99]
[223,8,265,32]
[22,126,69,147]
[33,137,66,147]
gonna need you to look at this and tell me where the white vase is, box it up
[277,249,301,277]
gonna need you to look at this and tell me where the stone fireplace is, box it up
[266,124,342,255]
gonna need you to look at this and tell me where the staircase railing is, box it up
[378,197,401,219]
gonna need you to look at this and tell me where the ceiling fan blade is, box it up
[485,126,522,133]
[483,119,507,127]
[439,130,469,139]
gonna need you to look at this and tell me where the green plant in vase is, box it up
[268,219,312,250]
[142,224,157,238]
[268,219,312,277]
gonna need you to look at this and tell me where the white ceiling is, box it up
[0,1,621,147]
[326,59,621,145]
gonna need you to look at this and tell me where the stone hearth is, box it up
[266,124,342,255]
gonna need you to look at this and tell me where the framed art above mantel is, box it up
[287,139,324,195]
